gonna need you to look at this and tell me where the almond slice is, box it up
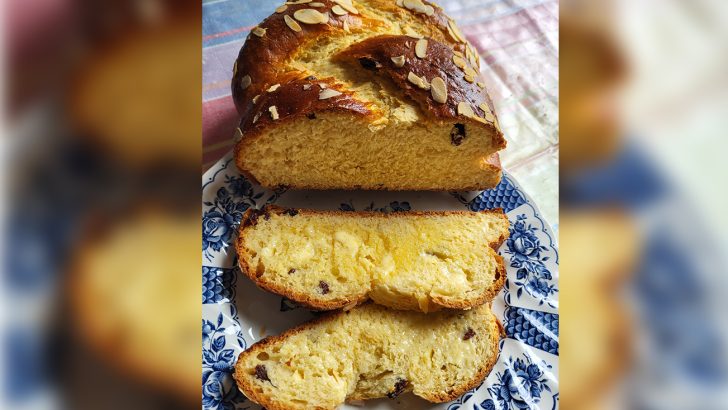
[331,5,348,15]
[343,19,350,32]
[415,39,428,58]
[252,27,267,37]
[267,84,281,92]
[240,75,252,90]
[333,0,359,14]
[286,0,312,4]
[252,94,260,104]
[309,2,325,6]
[269,106,280,120]
[448,19,466,43]
[233,127,243,142]
[430,77,447,104]
[303,84,312,90]
[457,102,474,117]
[319,88,342,99]
[463,65,478,78]
[294,8,328,24]
[477,81,486,89]
[452,55,466,69]
[407,72,430,90]
[284,15,302,32]
[391,55,406,68]
[276,5,288,13]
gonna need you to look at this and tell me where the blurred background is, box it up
[5,0,201,408]
[560,0,728,409]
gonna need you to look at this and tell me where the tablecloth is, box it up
[202,0,558,226]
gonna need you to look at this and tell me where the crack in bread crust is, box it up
[231,0,507,191]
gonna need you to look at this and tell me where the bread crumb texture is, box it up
[238,208,508,311]
[234,0,505,190]
[234,303,502,410]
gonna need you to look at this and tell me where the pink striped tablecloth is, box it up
[202,0,558,226]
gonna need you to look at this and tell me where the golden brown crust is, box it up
[338,34,504,136]
[233,304,504,408]
[238,76,373,142]
[230,0,507,191]
[231,0,374,116]
[236,205,509,311]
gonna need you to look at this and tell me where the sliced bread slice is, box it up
[236,206,509,312]
[233,303,503,410]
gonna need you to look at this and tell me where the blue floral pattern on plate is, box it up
[202,153,559,409]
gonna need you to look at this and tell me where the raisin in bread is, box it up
[231,0,506,191]
[236,205,508,312]
[234,303,503,409]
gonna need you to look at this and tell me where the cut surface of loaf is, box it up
[237,206,509,311]
[232,0,506,190]
[234,303,503,410]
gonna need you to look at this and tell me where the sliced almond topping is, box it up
[452,55,466,69]
[391,55,406,68]
[252,94,260,104]
[415,39,428,58]
[233,60,238,75]
[448,19,466,43]
[233,127,243,142]
[463,65,478,78]
[402,0,434,15]
[319,88,342,99]
[484,111,495,122]
[430,77,447,104]
[319,83,327,89]
[333,0,359,14]
[343,19,350,32]
[396,0,404,6]
[309,2,325,6]
[286,0,312,4]
[294,8,328,24]
[331,5,348,15]
[269,106,280,120]
[477,81,486,89]
[457,102,474,117]
[479,103,491,113]
[252,27,267,37]
[275,5,288,13]
[284,15,302,32]
[253,112,262,123]
[240,75,252,90]
[303,84,312,90]
[464,74,475,83]
[267,84,281,92]
[404,27,423,39]
[407,72,430,90]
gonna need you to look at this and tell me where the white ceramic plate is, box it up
[202,153,559,410]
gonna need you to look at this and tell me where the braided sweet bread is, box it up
[231,0,506,190]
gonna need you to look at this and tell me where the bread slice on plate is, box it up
[231,0,506,191]
[236,205,509,312]
[233,303,504,410]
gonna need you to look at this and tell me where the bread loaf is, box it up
[233,303,503,410]
[236,205,508,312]
[232,0,506,190]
